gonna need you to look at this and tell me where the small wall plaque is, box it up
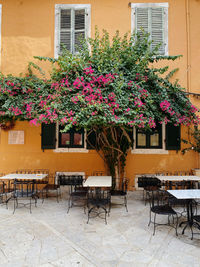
[8,131,24,144]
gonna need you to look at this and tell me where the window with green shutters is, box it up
[55,4,91,58]
[131,3,168,55]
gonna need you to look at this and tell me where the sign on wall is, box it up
[8,131,24,144]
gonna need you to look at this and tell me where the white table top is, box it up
[156,176,200,181]
[0,173,48,180]
[83,176,112,187]
[168,189,200,199]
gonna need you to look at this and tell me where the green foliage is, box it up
[0,29,198,178]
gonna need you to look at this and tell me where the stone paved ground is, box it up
[0,190,200,267]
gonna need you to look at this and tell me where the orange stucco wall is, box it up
[0,0,200,188]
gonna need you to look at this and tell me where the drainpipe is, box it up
[185,0,197,168]
[185,0,191,93]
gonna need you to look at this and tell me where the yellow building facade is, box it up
[0,0,200,188]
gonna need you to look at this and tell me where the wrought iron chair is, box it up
[13,180,37,214]
[138,176,161,205]
[15,169,32,174]
[43,173,61,203]
[92,171,105,176]
[191,214,200,239]
[33,169,49,201]
[86,188,111,224]
[148,189,178,236]
[0,173,14,207]
[67,175,87,213]
[0,181,9,208]
[110,177,129,212]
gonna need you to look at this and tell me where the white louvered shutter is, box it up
[135,7,165,55]
[151,8,165,55]
[74,9,85,53]
[135,8,148,36]
[60,9,71,53]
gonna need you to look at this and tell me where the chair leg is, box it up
[153,213,156,235]
[67,196,71,213]
[148,210,151,227]
[87,206,94,224]
[30,198,32,214]
[101,207,107,225]
[35,196,37,207]
[124,196,128,212]
[13,198,16,214]
[42,190,45,203]
[5,194,8,209]
[56,189,59,203]
[175,214,178,236]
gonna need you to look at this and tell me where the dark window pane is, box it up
[74,133,83,146]
[61,133,70,146]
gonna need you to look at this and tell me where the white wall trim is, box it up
[53,147,89,153]
[131,3,169,8]
[132,149,169,155]
[54,4,91,58]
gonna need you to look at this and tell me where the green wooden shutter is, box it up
[41,123,56,150]
[74,9,86,53]
[86,130,96,149]
[60,9,71,53]
[166,124,181,150]
[151,8,165,55]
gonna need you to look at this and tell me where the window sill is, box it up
[53,148,89,153]
[131,149,169,155]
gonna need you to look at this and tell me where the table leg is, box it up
[179,199,195,239]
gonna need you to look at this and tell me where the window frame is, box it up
[136,124,163,149]
[58,125,85,149]
[131,2,169,56]
[132,124,169,154]
[54,4,91,58]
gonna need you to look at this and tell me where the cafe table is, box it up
[155,175,200,182]
[83,176,112,224]
[0,173,48,204]
[0,173,48,180]
[167,189,200,239]
[83,176,112,187]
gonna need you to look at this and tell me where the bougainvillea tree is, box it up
[0,30,199,179]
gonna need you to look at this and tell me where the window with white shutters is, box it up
[131,3,168,55]
[55,4,91,58]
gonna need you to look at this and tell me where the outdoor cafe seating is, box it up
[0,169,200,240]
[13,180,37,214]
[110,177,129,212]
[86,188,111,224]
[138,171,200,238]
